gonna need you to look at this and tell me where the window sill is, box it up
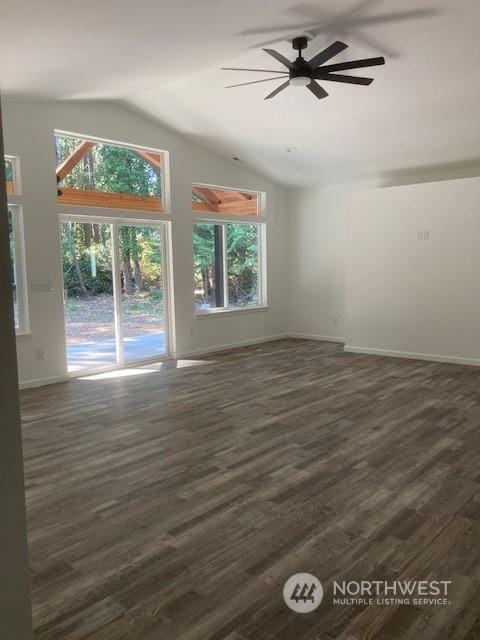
[15,331,32,337]
[196,305,269,318]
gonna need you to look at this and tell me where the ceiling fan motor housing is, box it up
[292,36,309,52]
[290,37,313,85]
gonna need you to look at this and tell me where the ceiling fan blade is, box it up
[264,80,290,100]
[307,81,329,100]
[238,23,316,37]
[319,57,385,73]
[263,48,294,69]
[226,76,289,89]
[222,67,289,74]
[308,41,348,68]
[346,8,438,27]
[315,72,373,85]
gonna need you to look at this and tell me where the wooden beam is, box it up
[193,186,222,206]
[56,140,96,182]
[58,187,162,212]
[216,200,258,215]
[192,199,258,215]
[133,150,162,171]
[192,201,215,212]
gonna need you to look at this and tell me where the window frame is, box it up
[193,218,267,316]
[5,155,21,195]
[54,130,171,216]
[7,204,30,334]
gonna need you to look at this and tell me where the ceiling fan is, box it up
[222,36,385,100]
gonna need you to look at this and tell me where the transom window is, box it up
[192,184,261,217]
[55,133,166,213]
[193,222,264,312]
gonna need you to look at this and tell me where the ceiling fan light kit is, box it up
[290,76,310,87]
[222,35,385,100]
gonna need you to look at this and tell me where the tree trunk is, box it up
[120,227,134,295]
[93,224,101,244]
[130,229,142,292]
[133,259,142,291]
[83,223,92,248]
[202,269,209,303]
[66,223,88,296]
[122,258,134,295]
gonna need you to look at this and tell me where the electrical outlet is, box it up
[417,229,430,241]
[36,348,45,361]
[333,317,339,326]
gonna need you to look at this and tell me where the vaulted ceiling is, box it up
[1,0,479,186]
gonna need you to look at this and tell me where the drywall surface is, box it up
[345,176,480,362]
[287,185,348,341]
[1,98,288,386]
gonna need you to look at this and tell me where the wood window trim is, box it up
[57,187,163,212]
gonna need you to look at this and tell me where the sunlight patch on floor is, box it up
[78,359,213,380]
[79,368,158,380]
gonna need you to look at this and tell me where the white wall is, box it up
[345,177,480,364]
[288,174,480,366]
[287,185,348,341]
[1,98,288,386]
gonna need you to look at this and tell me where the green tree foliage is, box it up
[5,159,13,182]
[227,223,258,307]
[62,222,162,298]
[193,223,259,308]
[61,223,113,296]
[55,135,160,196]
[193,223,216,306]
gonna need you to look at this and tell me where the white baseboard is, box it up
[19,337,480,388]
[344,345,480,368]
[19,374,68,390]
[18,336,289,389]
[177,333,290,359]
[289,332,345,344]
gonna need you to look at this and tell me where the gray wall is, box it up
[0,101,33,638]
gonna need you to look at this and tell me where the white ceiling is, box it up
[1,0,480,186]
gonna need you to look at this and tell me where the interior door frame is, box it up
[59,213,173,376]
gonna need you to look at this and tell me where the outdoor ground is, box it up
[64,293,164,342]
[64,293,165,370]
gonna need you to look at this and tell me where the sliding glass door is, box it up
[119,224,166,363]
[61,219,168,373]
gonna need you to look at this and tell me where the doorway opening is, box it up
[61,218,170,373]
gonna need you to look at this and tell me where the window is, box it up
[7,205,29,332]
[193,222,263,312]
[55,133,166,213]
[192,184,261,216]
[5,155,20,194]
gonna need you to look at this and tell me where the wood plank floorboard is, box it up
[20,339,480,639]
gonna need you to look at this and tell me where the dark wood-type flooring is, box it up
[20,339,480,639]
